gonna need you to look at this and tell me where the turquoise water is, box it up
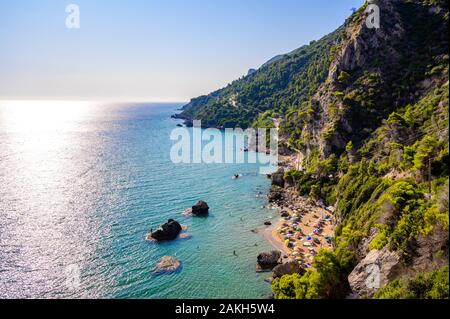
[0,101,276,299]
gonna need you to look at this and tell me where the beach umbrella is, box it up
[306,236,312,241]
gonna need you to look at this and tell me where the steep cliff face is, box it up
[283,0,449,161]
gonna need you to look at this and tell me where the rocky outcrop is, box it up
[356,227,379,260]
[271,169,285,188]
[247,68,257,76]
[408,226,449,274]
[268,187,284,204]
[293,0,447,162]
[151,219,182,241]
[280,211,290,218]
[153,256,182,274]
[348,247,403,298]
[272,260,305,279]
[192,201,209,216]
[257,251,281,272]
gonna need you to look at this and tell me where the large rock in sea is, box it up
[256,251,281,272]
[151,219,182,241]
[272,260,305,279]
[192,201,209,216]
[153,256,182,274]
[348,247,403,298]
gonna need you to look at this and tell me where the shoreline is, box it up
[261,163,336,268]
[262,218,291,256]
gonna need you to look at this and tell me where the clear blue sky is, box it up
[0,0,364,102]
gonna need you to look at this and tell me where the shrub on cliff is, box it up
[272,250,348,299]
[375,266,449,299]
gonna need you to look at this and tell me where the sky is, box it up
[0,0,364,102]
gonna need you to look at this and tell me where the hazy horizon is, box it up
[0,0,364,102]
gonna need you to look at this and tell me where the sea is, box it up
[0,101,277,299]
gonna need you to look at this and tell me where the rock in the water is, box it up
[151,219,182,241]
[272,260,305,279]
[192,201,209,216]
[153,256,181,274]
[257,251,281,272]
[348,247,403,298]
[264,221,272,226]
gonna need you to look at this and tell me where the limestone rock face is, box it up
[348,247,403,298]
[409,226,449,274]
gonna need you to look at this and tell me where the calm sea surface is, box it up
[0,101,276,298]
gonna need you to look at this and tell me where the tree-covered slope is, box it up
[176,26,344,128]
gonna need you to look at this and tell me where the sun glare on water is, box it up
[0,100,94,133]
[0,100,108,298]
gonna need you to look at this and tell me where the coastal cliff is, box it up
[181,0,449,299]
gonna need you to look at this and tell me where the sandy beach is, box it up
[263,186,335,268]
[262,220,291,255]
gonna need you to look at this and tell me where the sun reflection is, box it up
[0,100,94,133]
[0,100,102,298]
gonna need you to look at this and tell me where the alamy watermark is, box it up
[65,4,80,29]
[170,121,279,175]
[365,1,380,29]
[64,3,378,31]
[365,263,381,289]
[65,264,81,291]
